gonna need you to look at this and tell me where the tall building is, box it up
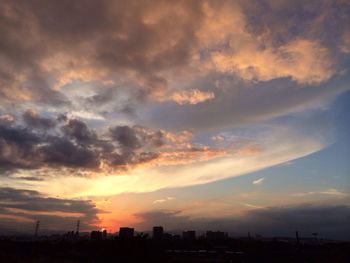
[119,227,134,239]
[206,231,228,240]
[153,226,164,239]
[102,229,108,239]
[90,231,102,240]
[182,230,196,241]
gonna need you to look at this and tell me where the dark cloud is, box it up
[106,151,159,167]
[0,124,42,171]
[12,176,44,181]
[110,125,164,150]
[0,187,101,233]
[62,119,97,145]
[135,205,350,240]
[106,125,163,167]
[110,126,141,149]
[86,87,117,106]
[39,137,100,169]
[23,110,56,130]
[0,113,165,175]
[0,121,101,172]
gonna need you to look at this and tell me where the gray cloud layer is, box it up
[0,187,101,233]
[135,204,350,240]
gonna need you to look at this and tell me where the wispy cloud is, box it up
[168,89,215,105]
[293,188,347,197]
[242,203,265,209]
[252,178,265,185]
[153,197,174,204]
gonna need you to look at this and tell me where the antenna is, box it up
[295,231,300,245]
[34,220,40,237]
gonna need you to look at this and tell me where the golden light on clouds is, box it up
[0,0,349,235]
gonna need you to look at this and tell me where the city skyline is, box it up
[0,0,349,240]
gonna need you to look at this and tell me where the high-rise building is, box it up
[102,229,107,239]
[90,231,102,240]
[153,226,164,239]
[182,230,196,241]
[119,227,134,239]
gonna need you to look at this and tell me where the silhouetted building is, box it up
[182,230,196,241]
[90,231,102,240]
[102,229,107,239]
[206,231,227,240]
[153,226,164,240]
[64,231,79,240]
[163,233,174,241]
[119,227,134,239]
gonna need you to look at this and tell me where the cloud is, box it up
[167,89,215,105]
[0,0,347,114]
[340,31,350,54]
[293,188,347,197]
[150,74,350,131]
[0,114,14,123]
[23,124,325,198]
[22,109,56,130]
[211,38,334,84]
[0,187,101,233]
[153,197,174,204]
[134,204,350,240]
[243,203,265,209]
[0,112,229,176]
[0,116,117,173]
[62,119,97,145]
[211,135,225,142]
[252,177,265,185]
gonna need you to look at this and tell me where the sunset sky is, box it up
[0,0,349,239]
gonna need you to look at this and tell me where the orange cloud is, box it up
[211,135,225,142]
[235,145,263,157]
[157,89,215,105]
[163,130,193,144]
[0,114,14,123]
[212,39,334,85]
[153,147,227,166]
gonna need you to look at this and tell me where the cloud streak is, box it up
[252,178,265,185]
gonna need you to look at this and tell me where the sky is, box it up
[0,0,349,240]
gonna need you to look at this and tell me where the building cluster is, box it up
[90,229,108,240]
[88,226,228,241]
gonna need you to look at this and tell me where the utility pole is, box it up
[34,220,40,237]
[76,220,80,234]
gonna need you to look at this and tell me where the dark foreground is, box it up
[0,238,349,263]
